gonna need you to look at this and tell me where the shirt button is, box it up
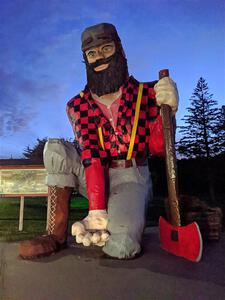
[109,118,113,122]
[115,132,118,135]
[107,105,110,109]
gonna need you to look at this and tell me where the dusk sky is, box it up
[0,0,224,158]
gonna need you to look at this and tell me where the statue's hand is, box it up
[154,77,179,114]
[71,210,109,246]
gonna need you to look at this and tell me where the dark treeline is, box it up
[150,153,225,206]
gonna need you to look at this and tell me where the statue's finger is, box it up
[82,232,92,247]
[91,232,101,244]
[100,230,110,242]
[95,241,106,247]
[71,221,85,236]
[76,233,85,244]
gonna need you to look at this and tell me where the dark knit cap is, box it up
[81,23,121,51]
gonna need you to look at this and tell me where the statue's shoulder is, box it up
[67,88,89,109]
[129,75,139,85]
[143,80,158,88]
[129,75,157,88]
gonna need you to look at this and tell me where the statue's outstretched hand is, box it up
[71,210,109,246]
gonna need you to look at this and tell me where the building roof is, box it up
[0,158,44,167]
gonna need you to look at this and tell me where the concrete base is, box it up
[0,227,225,300]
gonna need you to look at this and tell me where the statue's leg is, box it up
[103,161,152,259]
[19,138,83,259]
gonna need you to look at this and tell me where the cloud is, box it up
[0,68,62,137]
[0,69,36,137]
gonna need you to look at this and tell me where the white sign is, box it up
[0,168,48,195]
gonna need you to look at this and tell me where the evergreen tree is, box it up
[23,138,48,159]
[177,77,225,203]
[213,105,225,153]
[177,77,224,158]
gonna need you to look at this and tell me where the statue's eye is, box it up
[102,45,114,53]
[87,50,97,58]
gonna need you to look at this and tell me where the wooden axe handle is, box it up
[159,69,181,226]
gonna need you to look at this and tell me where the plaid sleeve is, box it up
[66,100,83,150]
[145,83,165,157]
[145,83,160,120]
[66,96,108,167]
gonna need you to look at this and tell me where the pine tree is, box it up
[177,77,224,158]
[23,138,48,159]
[177,77,225,203]
[213,105,225,153]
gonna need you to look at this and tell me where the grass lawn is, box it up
[0,194,166,242]
[0,195,89,242]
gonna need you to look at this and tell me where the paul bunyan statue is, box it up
[19,23,178,260]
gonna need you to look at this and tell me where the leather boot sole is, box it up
[19,235,67,260]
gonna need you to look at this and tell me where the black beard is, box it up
[84,50,129,96]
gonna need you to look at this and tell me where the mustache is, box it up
[88,53,116,69]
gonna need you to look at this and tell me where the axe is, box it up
[158,69,203,262]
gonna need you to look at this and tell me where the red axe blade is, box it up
[159,217,203,262]
[158,69,203,262]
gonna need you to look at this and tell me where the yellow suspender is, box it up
[97,83,144,158]
[98,127,105,150]
[126,83,143,160]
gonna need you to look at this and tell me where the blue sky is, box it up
[0,0,224,158]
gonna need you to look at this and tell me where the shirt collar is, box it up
[83,76,139,127]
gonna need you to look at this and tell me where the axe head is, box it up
[159,217,203,262]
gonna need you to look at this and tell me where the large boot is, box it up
[19,186,73,259]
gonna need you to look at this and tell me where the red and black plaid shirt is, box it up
[67,76,164,167]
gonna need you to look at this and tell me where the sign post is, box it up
[19,196,25,231]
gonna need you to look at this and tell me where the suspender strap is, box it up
[97,83,144,156]
[98,127,105,150]
[126,83,143,160]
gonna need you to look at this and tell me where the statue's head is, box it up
[81,23,128,96]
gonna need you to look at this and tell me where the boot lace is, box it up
[48,186,57,234]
